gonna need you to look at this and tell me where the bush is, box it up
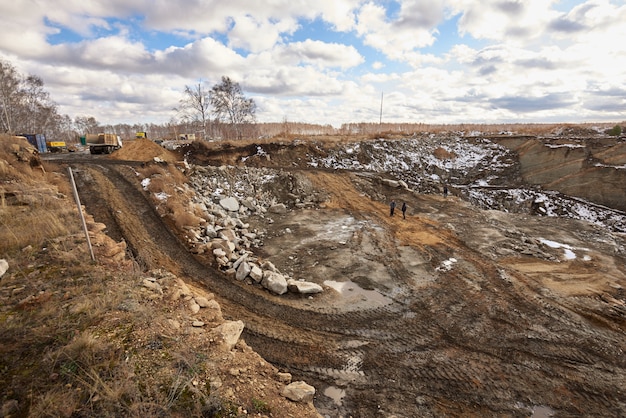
[607,125,622,136]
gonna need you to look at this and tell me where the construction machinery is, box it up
[85,133,123,154]
[45,140,68,153]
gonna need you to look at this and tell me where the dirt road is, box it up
[65,155,626,417]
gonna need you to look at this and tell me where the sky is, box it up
[1,0,625,127]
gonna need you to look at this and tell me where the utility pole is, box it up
[379,91,383,125]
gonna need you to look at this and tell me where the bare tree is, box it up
[210,76,256,139]
[0,59,60,136]
[19,75,57,134]
[0,60,21,133]
[74,116,100,134]
[175,81,211,140]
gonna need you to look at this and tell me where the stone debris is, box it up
[183,166,326,297]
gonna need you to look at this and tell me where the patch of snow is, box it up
[436,257,457,272]
[545,144,585,149]
[539,238,589,260]
[141,178,150,190]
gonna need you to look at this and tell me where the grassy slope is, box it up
[0,135,319,418]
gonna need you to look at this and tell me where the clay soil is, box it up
[56,138,626,417]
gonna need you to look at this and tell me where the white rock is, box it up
[249,264,263,283]
[287,279,323,294]
[268,203,287,214]
[232,254,248,269]
[281,381,315,402]
[214,320,245,350]
[194,296,212,307]
[236,261,251,281]
[0,259,8,278]
[205,225,218,238]
[260,260,279,273]
[142,279,163,294]
[190,302,200,313]
[262,271,288,295]
[213,248,226,258]
[220,196,240,212]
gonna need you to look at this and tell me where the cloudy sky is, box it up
[1,0,625,127]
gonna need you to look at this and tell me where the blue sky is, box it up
[1,0,625,127]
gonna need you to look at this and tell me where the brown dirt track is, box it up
[57,139,626,418]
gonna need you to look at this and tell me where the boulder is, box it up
[236,261,251,281]
[287,279,323,294]
[219,196,240,212]
[194,295,213,307]
[214,320,244,350]
[269,203,287,214]
[0,259,8,278]
[249,264,263,283]
[281,381,315,403]
[261,271,288,295]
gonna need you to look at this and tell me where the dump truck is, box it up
[85,133,123,154]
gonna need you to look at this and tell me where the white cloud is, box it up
[356,1,441,59]
[0,0,625,127]
[450,0,559,41]
[273,40,364,69]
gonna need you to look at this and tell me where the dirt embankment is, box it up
[494,136,626,212]
[52,134,626,418]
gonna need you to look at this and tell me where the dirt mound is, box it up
[111,138,181,162]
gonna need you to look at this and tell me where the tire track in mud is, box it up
[65,160,626,417]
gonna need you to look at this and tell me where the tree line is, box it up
[0,59,259,142]
[2,58,622,143]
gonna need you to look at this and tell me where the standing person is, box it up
[389,199,396,216]
[443,185,448,198]
[401,202,407,219]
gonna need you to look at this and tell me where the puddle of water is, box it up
[531,405,555,417]
[323,386,346,406]
[323,280,392,305]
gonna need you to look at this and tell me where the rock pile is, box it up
[184,165,324,296]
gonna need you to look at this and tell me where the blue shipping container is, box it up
[20,134,48,153]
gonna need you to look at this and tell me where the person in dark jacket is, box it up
[390,199,396,216]
[401,202,407,219]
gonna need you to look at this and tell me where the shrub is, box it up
[607,125,622,136]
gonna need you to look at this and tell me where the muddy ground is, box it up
[55,138,626,418]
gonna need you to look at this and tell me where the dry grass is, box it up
[0,203,79,254]
[136,164,205,231]
[0,137,236,418]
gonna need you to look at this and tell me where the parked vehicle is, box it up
[45,140,68,153]
[85,133,123,154]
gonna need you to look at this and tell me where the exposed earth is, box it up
[48,133,626,417]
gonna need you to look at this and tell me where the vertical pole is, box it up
[379,91,383,125]
[68,167,95,261]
